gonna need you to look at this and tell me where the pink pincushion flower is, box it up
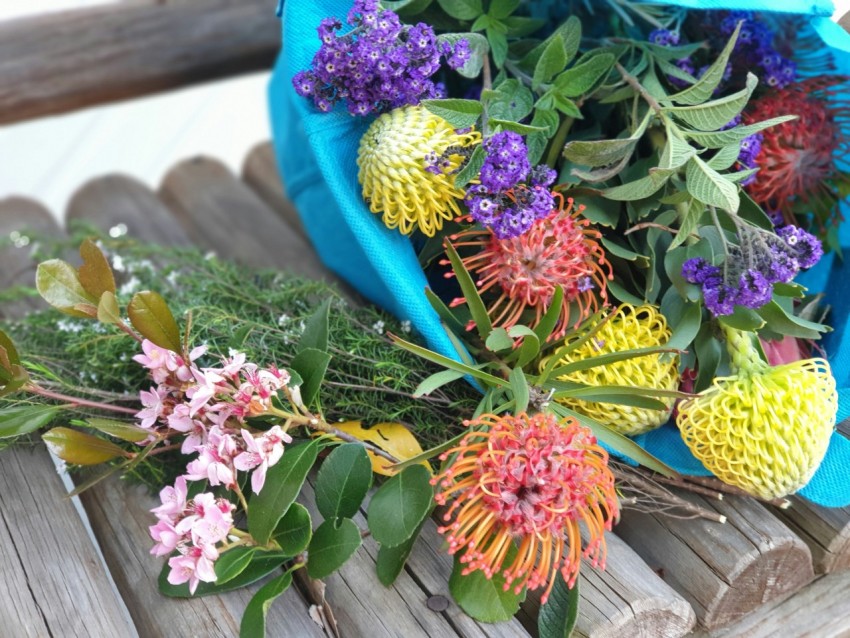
[167,547,217,595]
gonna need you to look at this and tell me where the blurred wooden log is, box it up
[0,0,279,125]
[771,499,850,574]
[67,175,191,246]
[242,142,306,241]
[616,494,814,630]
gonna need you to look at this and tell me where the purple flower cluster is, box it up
[716,11,796,89]
[292,0,470,116]
[682,225,822,316]
[649,28,680,47]
[721,116,763,186]
[464,132,557,239]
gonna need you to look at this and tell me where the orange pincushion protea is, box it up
[432,412,619,604]
[446,195,611,340]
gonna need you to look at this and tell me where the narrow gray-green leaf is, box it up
[509,367,530,414]
[445,241,492,339]
[533,33,567,90]
[0,404,61,439]
[414,369,467,397]
[686,156,740,212]
[667,22,741,106]
[554,53,615,97]
[666,73,757,131]
[685,115,796,148]
[390,333,506,387]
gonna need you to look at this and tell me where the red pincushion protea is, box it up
[432,412,619,604]
[446,195,611,340]
[744,77,850,226]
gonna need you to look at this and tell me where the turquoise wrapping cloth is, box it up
[269,0,850,506]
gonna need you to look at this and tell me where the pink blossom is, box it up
[149,519,184,557]
[133,339,179,384]
[234,426,291,494]
[137,386,169,428]
[174,344,207,382]
[185,428,238,487]
[167,547,217,595]
[219,350,248,377]
[191,502,234,546]
[760,335,810,366]
[152,476,188,520]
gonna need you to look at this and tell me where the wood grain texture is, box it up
[242,142,306,241]
[687,572,850,638]
[616,493,814,630]
[0,445,135,637]
[770,499,850,574]
[0,0,279,125]
[67,174,191,246]
[159,156,330,279]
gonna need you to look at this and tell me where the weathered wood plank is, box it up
[0,0,279,125]
[159,156,329,280]
[687,572,850,638]
[67,175,191,246]
[0,444,136,637]
[770,499,850,574]
[616,493,814,630]
[242,142,306,241]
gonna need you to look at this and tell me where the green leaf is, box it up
[239,569,293,638]
[489,0,519,19]
[486,327,514,352]
[667,73,757,132]
[290,348,331,409]
[521,16,580,70]
[376,521,424,586]
[0,404,61,439]
[736,192,773,230]
[422,98,483,128]
[488,119,548,135]
[601,238,648,263]
[36,259,96,318]
[607,279,645,305]
[159,552,289,598]
[367,464,434,547]
[454,144,486,190]
[42,427,127,465]
[667,21,741,106]
[549,346,677,378]
[686,156,740,212]
[659,128,697,171]
[437,33,489,78]
[757,301,830,339]
[487,27,508,67]
[719,306,765,332]
[563,112,651,168]
[84,417,150,443]
[603,174,669,201]
[669,198,704,250]
[552,385,668,410]
[449,553,524,622]
[706,143,742,171]
[425,287,467,337]
[507,325,541,368]
[486,79,534,121]
[533,33,567,90]
[554,53,615,97]
[77,238,116,299]
[414,368,467,397]
[0,329,20,368]
[315,443,373,523]
[509,367,530,414]
[96,290,122,325]
[128,290,182,352]
[215,547,256,585]
[538,576,580,638]
[390,334,506,387]
[273,502,312,556]
[248,440,319,545]
[685,115,796,148]
[437,0,482,20]
[694,324,722,392]
[307,518,362,579]
[298,298,331,354]
[532,285,564,345]
[503,16,545,37]
[665,300,702,352]
[445,241,492,340]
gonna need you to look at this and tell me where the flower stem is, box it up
[545,115,575,169]
[27,384,139,415]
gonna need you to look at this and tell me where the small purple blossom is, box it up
[648,29,680,47]
[777,226,823,270]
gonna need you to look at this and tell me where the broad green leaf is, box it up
[486,327,514,352]
[694,324,722,392]
[503,16,545,37]
[563,111,651,167]
[381,0,434,14]
[437,33,489,78]
[719,306,765,332]
[0,329,20,367]
[77,238,116,299]
[686,156,740,212]
[422,98,483,128]
[239,569,293,638]
[414,369,467,397]
[659,128,696,171]
[757,301,830,339]
[215,547,256,585]
[736,192,773,230]
[0,404,61,439]
[670,197,704,250]
[84,417,150,443]
[376,514,428,586]
[553,94,582,118]
[444,241,492,339]
[667,22,741,106]
[554,53,615,97]
[128,290,182,352]
[454,143,486,190]
[521,16,581,70]
[508,325,541,368]
[273,502,312,556]
[437,0,482,20]
[331,421,427,476]
[297,298,331,354]
[685,115,796,148]
[449,553,524,622]
[600,238,648,263]
[706,143,742,171]
[290,348,331,409]
[36,259,96,318]
[488,119,548,135]
[159,551,289,597]
[248,440,319,545]
[603,174,669,201]
[486,79,534,121]
[306,518,361,579]
[533,33,567,90]
[487,27,508,67]
[509,367,530,414]
[538,576,580,638]
[664,300,702,352]
[390,334,506,388]
[96,291,122,325]
[43,427,127,465]
[607,279,645,305]
[726,167,758,184]
[666,73,757,132]
[315,443,373,522]
[489,0,519,19]
[367,464,434,547]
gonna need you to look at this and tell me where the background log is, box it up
[0,0,280,125]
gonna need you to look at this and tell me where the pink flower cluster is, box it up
[150,477,235,594]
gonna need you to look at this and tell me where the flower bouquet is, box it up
[2,0,850,636]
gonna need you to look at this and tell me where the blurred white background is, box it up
[0,0,848,221]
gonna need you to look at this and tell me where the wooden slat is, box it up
[242,142,306,241]
[67,175,191,246]
[770,499,850,574]
[688,572,850,638]
[159,156,329,280]
[616,493,814,631]
[0,0,279,125]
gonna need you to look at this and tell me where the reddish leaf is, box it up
[128,291,182,352]
[78,239,116,298]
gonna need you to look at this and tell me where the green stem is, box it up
[545,115,574,169]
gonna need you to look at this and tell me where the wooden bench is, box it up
[2,3,850,637]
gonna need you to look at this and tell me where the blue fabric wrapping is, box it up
[269,0,850,506]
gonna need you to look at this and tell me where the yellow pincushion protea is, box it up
[542,304,679,436]
[357,105,480,237]
[677,328,837,500]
